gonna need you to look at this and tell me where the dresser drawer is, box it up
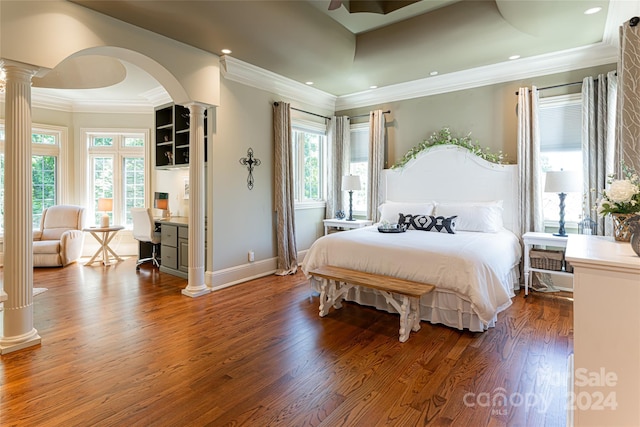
[161,224,178,247]
[161,245,178,269]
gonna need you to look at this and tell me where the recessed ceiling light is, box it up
[305,81,314,85]
[221,49,232,55]
[430,71,438,76]
[509,55,520,60]
[369,85,378,89]
[584,7,602,15]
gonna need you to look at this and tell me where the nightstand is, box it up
[522,232,572,296]
[323,218,373,235]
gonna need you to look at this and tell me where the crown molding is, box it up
[0,90,156,114]
[219,39,618,113]
[335,42,618,110]
[220,55,337,112]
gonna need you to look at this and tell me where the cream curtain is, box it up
[367,110,386,222]
[517,87,544,236]
[582,71,617,236]
[617,18,640,173]
[273,102,297,275]
[326,116,350,219]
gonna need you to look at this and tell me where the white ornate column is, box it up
[0,61,41,354]
[182,103,210,298]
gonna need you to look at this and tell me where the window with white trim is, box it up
[86,130,147,228]
[292,120,326,205]
[349,123,369,215]
[539,94,583,226]
[0,123,66,232]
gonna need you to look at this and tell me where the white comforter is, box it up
[301,226,521,325]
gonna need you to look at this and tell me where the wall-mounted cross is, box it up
[239,148,261,190]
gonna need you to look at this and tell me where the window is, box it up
[292,120,326,205]
[539,94,583,226]
[0,123,66,233]
[349,123,369,215]
[85,130,148,228]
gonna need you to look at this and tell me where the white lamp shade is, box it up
[97,197,113,212]
[544,170,581,193]
[342,175,361,191]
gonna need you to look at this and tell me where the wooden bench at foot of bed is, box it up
[308,265,435,342]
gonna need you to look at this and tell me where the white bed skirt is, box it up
[310,266,520,332]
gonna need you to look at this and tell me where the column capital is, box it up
[1,58,42,78]
[184,101,210,111]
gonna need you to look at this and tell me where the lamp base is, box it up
[346,190,355,221]
[552,232,568,237]
[101,214,110,228]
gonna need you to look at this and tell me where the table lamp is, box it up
[342,174,361,221]
[97,197,113,228]
[544,170,581,237]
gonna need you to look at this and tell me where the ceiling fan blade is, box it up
[328,0,343,11]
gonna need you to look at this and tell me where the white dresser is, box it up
[565,235,640,427]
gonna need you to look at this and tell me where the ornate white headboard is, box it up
[382,145,520,234]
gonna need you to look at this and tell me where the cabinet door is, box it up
[178,238,189,273]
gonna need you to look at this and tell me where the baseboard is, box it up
[206,249,308,291]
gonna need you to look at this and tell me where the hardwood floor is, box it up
[1,259,573,426]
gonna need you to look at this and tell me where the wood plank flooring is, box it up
[0,259,573,426]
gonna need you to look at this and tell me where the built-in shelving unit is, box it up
[155,104,207,169]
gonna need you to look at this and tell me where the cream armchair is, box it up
[33,205,86,267]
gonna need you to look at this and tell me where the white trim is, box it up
[27,91,156,114]
[292,119,327,134]
[221,56,337,111]
[335,42,617,110]
[220,41,618,112]
[82,128,150,227]
[205,250,308,291]
[295,201,326,210]
[206,258,278,291]
[0,121,68,236]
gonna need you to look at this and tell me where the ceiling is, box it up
[30,0,626,107]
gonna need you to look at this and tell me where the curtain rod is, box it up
[515,81,582,95]
[348,110,391,120]
[514,72,616,95]
[273,102,331,120]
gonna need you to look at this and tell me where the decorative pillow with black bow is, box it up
[398,213,457,234]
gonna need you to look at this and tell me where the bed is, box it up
[301,145,522,332]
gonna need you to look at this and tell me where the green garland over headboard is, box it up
[391,127,508,169]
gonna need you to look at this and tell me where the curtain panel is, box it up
[517,86,544,237]
[367,110,386,222]
[326,116,350,219]
[273,102,297,275]
[582,71,617,236]
[617,18,640,173]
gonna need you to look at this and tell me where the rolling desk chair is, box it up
[131,208,161,270]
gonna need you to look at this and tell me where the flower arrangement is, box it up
[596,162,640,216]
[390,127,507,169]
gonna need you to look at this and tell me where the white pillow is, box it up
[378,201,435,224]
[434,201,504,232]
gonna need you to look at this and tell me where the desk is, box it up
[83,225,125,266]
[155,216,189,278]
